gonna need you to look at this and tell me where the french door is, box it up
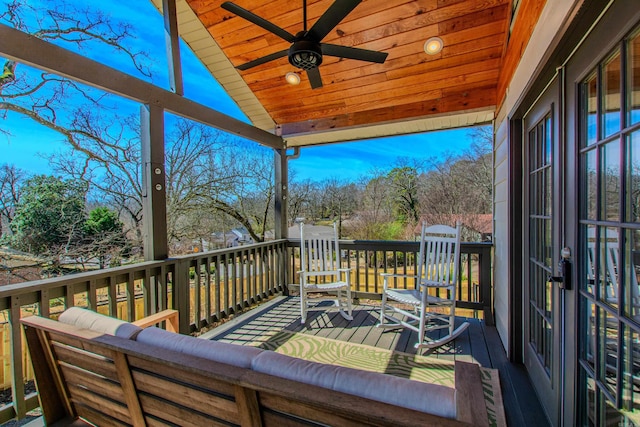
[576,25,640,426]
[523,78,563,425]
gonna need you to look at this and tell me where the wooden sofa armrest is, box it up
[132,309,179,333]
[454,361,490,426]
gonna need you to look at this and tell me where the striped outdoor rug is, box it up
[244,330,506,427]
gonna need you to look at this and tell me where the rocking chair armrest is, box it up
[419,282,454,289]
[380,273,417,279]
[302,271,345,278]
[380,273,417,291]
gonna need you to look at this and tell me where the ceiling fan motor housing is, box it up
[289,34,323,70]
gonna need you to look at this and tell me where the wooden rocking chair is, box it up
[378,222,469,349]
[298,222,353,324]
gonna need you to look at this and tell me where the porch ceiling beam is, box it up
[276,91,497,140]
[163,0,184,96]
[0,24,283,150]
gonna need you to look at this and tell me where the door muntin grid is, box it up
[529,114,554,376]
[578,26,640,426]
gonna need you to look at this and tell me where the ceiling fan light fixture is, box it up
[424,37,444,55]
[289,39,323,70]
[285,72,301,85]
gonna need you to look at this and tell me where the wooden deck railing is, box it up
[0,239,287,423]
[287,240,493,318]
[0,237,491,423]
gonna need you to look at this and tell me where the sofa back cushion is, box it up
[251,350,457,419]
[58,307,142,339]
[136,327,263,369]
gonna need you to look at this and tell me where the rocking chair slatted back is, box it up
[298,222,353,324]
[419,223,461,287]
[302,224,340,274]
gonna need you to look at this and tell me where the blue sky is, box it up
[0,0,482,182]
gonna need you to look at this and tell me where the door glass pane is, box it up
[601,141,621,221]
[545,116,552,165]
[528,114,553,378]
[628,131,640,223]
[598,308,618,398]
[586,73,598,146]
[586,225,597,296]
[626,229,640,320]
[584,297,596,366]
[600,227,619,310]
[622,326,640,418]
[586,149,597,220]
[629,31,640,126]
[603,51,621,138]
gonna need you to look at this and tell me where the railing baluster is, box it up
[88,279,97,311]
[39,290,49,319]
[204,258,212,326]
[127,271,136,322]
[9,296,25,419]
[194,259,201,329]
[214,254,222,321]
[108,275,117,318]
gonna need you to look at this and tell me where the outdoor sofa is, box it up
[21,307,489,426]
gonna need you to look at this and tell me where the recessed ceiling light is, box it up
[424,37,444,55]
[285,72,301,85]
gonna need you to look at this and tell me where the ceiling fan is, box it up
[221,0,388,89]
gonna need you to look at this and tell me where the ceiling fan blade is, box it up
[321,43,388,63]
[307,67,323,89]
[236,50,289,71]
[221,2,296,43]
[307,0,362,42]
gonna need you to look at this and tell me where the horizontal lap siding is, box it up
[493,115,510,351]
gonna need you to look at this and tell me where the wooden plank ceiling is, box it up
[183,0,511,146]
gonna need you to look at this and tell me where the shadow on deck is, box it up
[201,296,550,427]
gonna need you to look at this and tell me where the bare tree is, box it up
[287,178,317,226]
[0,164,25,237]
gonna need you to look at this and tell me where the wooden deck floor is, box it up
[201,296,550,427]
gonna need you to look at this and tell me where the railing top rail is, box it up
[286,239,493,251]
[0,259,166,298]
[168,239,288,263]
[0,239,290,298]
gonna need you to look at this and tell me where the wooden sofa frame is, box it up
[22,314,489,426]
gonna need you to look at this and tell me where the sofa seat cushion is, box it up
[251,350,457,419]
[58,307,143,340]
[136,327,263,369]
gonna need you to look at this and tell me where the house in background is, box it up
[286,224,334,240]
[416,214,493,242]
[229,227,253,247]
